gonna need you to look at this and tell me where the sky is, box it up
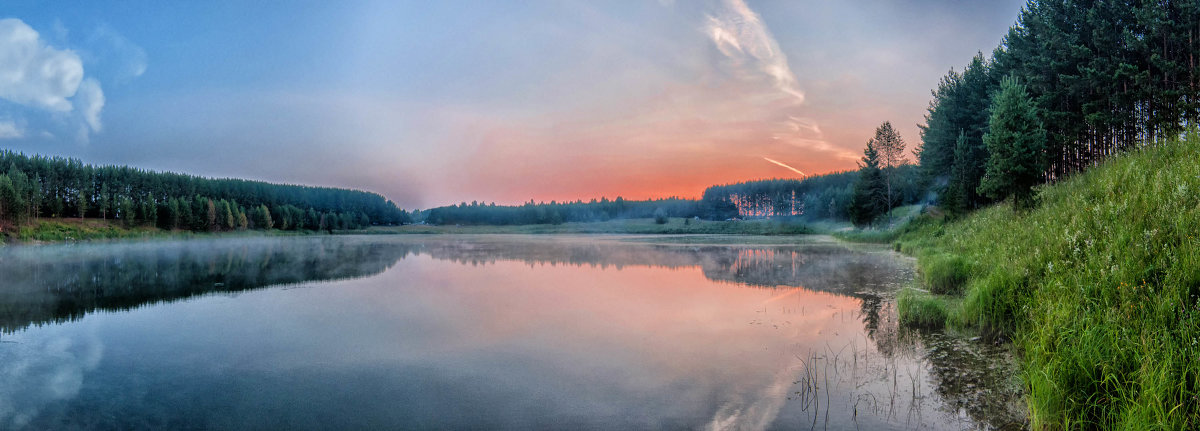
[0,0,1026,209]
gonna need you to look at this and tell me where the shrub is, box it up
[653,208,668,224]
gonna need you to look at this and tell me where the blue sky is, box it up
[0,0,1026,208]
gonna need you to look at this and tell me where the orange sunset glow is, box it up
[0,1,1028,208]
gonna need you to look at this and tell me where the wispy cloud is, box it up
[705,0,804,104]
[76,78,105,132]
[772,116,858,161]
[761,157,805,177]
[0,120,22,139]
[87,23,147,83]
[697,0,863,164]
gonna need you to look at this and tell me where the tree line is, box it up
[420,197,700,225]
[0,150,411,233]
[421,165,928,226]
[701,163,924,224]
[915,0,1200,213]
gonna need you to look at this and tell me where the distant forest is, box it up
[417,166,927,226]
[0,151,411,232]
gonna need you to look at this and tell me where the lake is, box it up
[0,235,1023,430]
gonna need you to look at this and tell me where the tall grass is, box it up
[833,204,938,243]
[896,132,1200,428]
[897,288,950,329]
[918,253,971,295]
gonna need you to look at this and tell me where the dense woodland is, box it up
[0,150,411,233]
[914,0,1200,213]
[701,166,924,222]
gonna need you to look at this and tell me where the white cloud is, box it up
[705,0,805,104]
[89,24,147,82]
[75,78,104,132]
[0,120,23,139]
[0,18,110,141]
[0,18,85,111]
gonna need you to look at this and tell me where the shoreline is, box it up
[3,217,839,246]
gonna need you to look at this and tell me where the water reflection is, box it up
[0,237,415,332]
[0,235,1018,430]
[0,235,909,334]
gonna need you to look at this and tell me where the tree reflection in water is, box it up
[0,236,911,334]
[0,235,1022,429]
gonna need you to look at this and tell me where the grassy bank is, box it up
[3,217,819,244]
[2,218,333,244]
[832,204,930,243]
[891,132,1200,428]
[369,217,815,235]
[4,218,166,242]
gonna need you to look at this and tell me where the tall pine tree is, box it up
[870,121,906,214]
[979,76,1047,211]
[849,140,887,227]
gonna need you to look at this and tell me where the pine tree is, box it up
[6,165,29,224]
[0,175,16,226]
[119,197,136,227]
[255,205,273,230]
[849,140,887,227]
[941,131,969,214]
[220,200,235,230]
[205,198,217,231]
[168,198,182,229]
[75,188,89,218]
[870,121,906,214]
[99,183,111,219]
[29,175,41,220]
[979,76,1047,211]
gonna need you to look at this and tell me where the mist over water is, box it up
[0,235,1019,429]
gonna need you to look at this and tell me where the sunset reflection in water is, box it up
[0,236,988,430]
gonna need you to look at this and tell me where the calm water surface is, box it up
[0,235,1020,430]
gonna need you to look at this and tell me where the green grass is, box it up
[4,218,324,244]
[897,288,951,330]
[370,217,815,235]
[893,131,1200,428]
[4,216,818,244]
[833,204,937,243]
[919,253,971,295]
[14,219,162,242]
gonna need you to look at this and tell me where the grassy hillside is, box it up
[895,132,1200,428]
